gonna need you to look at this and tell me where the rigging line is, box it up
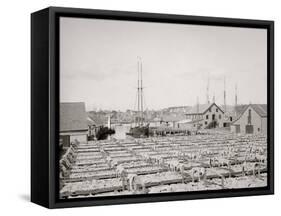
[143,90,148,123]
[143,89,146,110]
[133,89,138,112]
[141,59,144,125]
[133,89,138,127]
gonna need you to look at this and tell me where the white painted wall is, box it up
[0,0,279,215]
[202,104,224,128]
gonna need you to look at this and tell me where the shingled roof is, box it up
[234,105,249,116]
[238,104,267,118]
[232,104,267,124]
[251,104,267,117]
[60,102,88,132]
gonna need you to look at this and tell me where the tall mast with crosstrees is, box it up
[140,58,144,126]
[137,56,144,126]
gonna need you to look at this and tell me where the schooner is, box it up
[126,57,149,138]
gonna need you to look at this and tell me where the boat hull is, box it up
[126,125,149,138]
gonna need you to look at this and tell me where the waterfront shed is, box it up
[60,102,88,147]
[185,103,225,128]
[230,104,267,134]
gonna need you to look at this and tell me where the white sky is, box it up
[60,17,267,111]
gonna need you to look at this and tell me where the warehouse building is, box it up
[60,102,88,148]
[230,104,267,134]
[185,103,225,129]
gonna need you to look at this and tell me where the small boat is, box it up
[126,124,150,138]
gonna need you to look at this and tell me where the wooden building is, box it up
[185,103,225,129]
[230,104,267,134]
[60,102,88,148]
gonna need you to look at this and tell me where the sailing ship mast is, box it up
[127,57,149,138]
[137,56,144,126]
[206,74,210,104]
[140,57,144,126]
[137,58,140,126]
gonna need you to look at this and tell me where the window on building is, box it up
[216,108,218,112]
[219,114,221,119]
[205,121,208,125]
[258,128,260,132]
[230,117,232,121]
[206,115,208,119]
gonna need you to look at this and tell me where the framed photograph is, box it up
[31,7,274,208]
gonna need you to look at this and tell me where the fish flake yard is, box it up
[59,59,268,199]
[60,130,267,198]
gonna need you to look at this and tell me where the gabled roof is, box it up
[232,104,267,124]
[186,103,224,115]
[87,112,107,126]
[251,104,267,117]
[224,105,248,122]
[234,105,249,116]
[60,102,88,132]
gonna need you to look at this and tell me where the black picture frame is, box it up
[31,6,274,209]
